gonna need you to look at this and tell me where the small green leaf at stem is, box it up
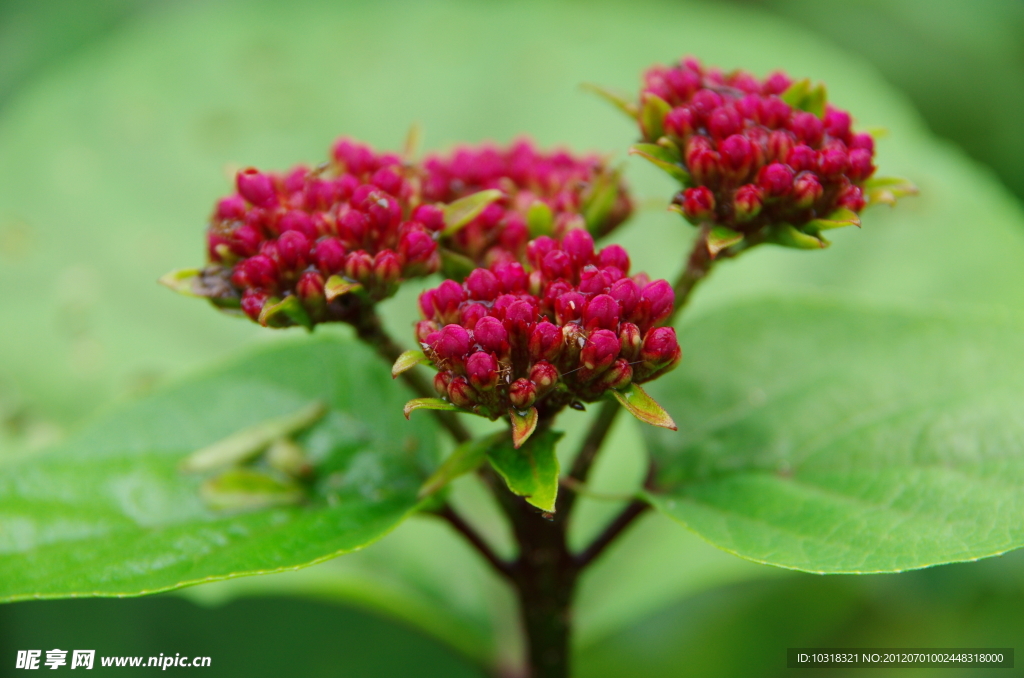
[611,383,677,431]
[487,428,562,513]
[324,275,363,301]
[180,401,327,473]
[418,432,504,498]
[805,207,861,232]
[639,92,671,141]
[581,167,622,235]
[864,176,919,207]
[527,200,555,237]
[404,397,462,419]
[392,350,429,378]
[200,468,305,512]
[442,189,504,236]
[158,268,203,297]
[580,82,639,119]
[509,407,539,448]
[768,224,828,250]
[259,295,312,329]
[629,143,690,184]
[439,248,478,282]
[707,226,745,258]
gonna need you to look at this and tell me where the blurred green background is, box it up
[1,0,1022,676]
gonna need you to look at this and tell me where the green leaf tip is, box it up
[509,407,539,448]
[526,200,555,237]
[780,79,827,117]
[707,226,744,258]
[612,383,677,430]
[258,295,312,329]
[404,397,461,419]
[200,468,306,513]
[158,268,203,297]
[180,401,327,473]
[629,143,690,184]
[639,92,671,141]
[864,176,918,207]
[580,82,639,119]
[442,189,504,235]
[769,224,829,250]
[324,275,363,301]
[392,350,428,378]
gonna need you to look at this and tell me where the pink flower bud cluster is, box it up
[642,58,876,234]
[422,139,632,265]
[204,139,442,326]
[415,230,681,420]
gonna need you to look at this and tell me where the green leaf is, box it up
[864,176,919,207]
[805,207,861,232]
[580,82,639,119]
[509,406,539,448]
[610,383,677,431]
[706,226,745,258]
[766,223,829,250]
[581,167,623,237]
[391,350,429,378]
[442,189,504,236]
[639,92,671,141]
[0,336,439,601]
[324,275,363,302]
[200,468,306,512]
[418,432,503,499]
[404,397,461,419]
[180,400,326,472]
[643,298,1024,573]
[158,268,204,298]
[629,143,690,184]
[438,248,478,282]
[487,428,562,513]
[780,78,812,108]
[258,295,312,329]
[526,200,554,237]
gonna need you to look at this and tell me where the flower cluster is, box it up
[638,58,876,247]
[415,229,681,423]
[423,139,632,266]
[200,139,443,327]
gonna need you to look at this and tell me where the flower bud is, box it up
[344,250,374,283]
[447,376,476,408]
[492,261,528,293]
[526,236,558,269]
[413,204,445,232]
[583,294,620,331]
[785,144,816,173]
[680,186,716,224]
[466,352,500,391]
[719,134,755,180]
[823,109,851,141]
[314,238,346,275]
[474,316,509,355]
[276,230,310,272]
[529,322,563,362]
[466,268,501,301]
[296,271,326,315]
[847,148,875,181]
[849,133,874,153]
[707,106,742,140]
[232,254,277,289]
[756,96,791,129]
[817,141,849,178]
[638,327,682,378]
[241,289,269,321]
[529,361,559,393]
[509,378,538,409]
[433,324,471,360]
[236,168,278,208]
[766,130,795,163]
[597,245,630,274]
[792,172,824,209]
[788,112,824,147]
[581,329,620,373]
[561,229,595,266]
[732,184,763,222]
[639,279,674,327]
[757,162,795,198]
[609,278,641,318]
[555,291,587,325]
[685,136,720,185]
[619,322,642,361]
[279,210,317,239]
[216,195,247,221]
[416,320,439,345]
[399,229,437,267]
[504,300,536,340]
[837,184,866,212]
[541,249,574,282]
[596,358,633,391]
[373,250,402,288]
[460,302,488,329]
[664,106,697,139]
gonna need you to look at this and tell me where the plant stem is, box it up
[350,305,471,444]
[575,499,650,570]
[435,504,515,582]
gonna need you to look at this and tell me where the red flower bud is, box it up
[398,229,437,266]
[823,109,852,141]
[447,377,476,408]
[279,210,317,239]
[433,324,471,360]
[216,195,247,221]
[561,228,594,266]
[638,327,682,377]
[460,302,488,329]
[757,96,791,129]
[529,361,559,392]
[597,245,630,275]
[847,148,875,181]
[412,204,446,232]
[785,144,817,173]
[837,184,866,212]
[817,141,849,178]
[241,290,269,321]
[707,105,742,139]
[581,329,620,372]
[541,249,574,282]
[685,136,720,185]
[609,278,641,318]
[640,279,674,327]
[619,322,642,361]
[583,294,621,331]
[767,130,795,163]
[719,134,755,180]
[792,172,824,209]
[849,133,874,153]
[373,250,402,288]
[509,378,537,409]
[466,351,500,391]
[474,316,509,355]
[232,254,277,289]
[529,322,563,362]
[276,230,310,272]
[296,271,326,314]
[757,162,795,198]
[236,168,278,208]
[596,358,633,391]
[788,112,824,147]
[681,186,716,224]
[555,291,587,325]
[466,268,501,301]
[344,250,374,283]
[664,106,697,139]
[733,184,764,222]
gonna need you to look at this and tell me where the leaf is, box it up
[404,397,461,419]
[639,93,671,141]
[200,468,306,512]
[418,432,503,498]
[441,189,504,236]
[706,226,744,258]
[643,298,1024,573]
[765,223,828,250]
[158,268,204,298]
[0,336,440,601]
[392,350,429,378]
[629,143,690,184]
[580,82,639,119]
[526,200,554,237]
[438,248,478,282]
[402,121,423,162]
[324,275,363,302]
[258,295,312,329]
[582,167,623,236]
[180,400,326,472]
[508,406,539,448]
[804,207,861,232]
[610,383,677,430]
[864,176,919,207]
[487,428,561,512]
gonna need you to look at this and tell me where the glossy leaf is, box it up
[643,298,1024,573]
[442,189,504,236]
[611,383,677,430]
[200,468,306,512]
[487,428,562,513]
[258,295,311,329]
[0,336,439,601]
[392,350,429,378]
[404,398,462,419]
[324,275,363,302]
[509,406,539,449]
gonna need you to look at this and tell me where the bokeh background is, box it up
[1,0,1023,676]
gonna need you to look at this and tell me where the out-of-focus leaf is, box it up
[644,298,1024,573]
[0,336,438,601]
[442,190,504,236]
